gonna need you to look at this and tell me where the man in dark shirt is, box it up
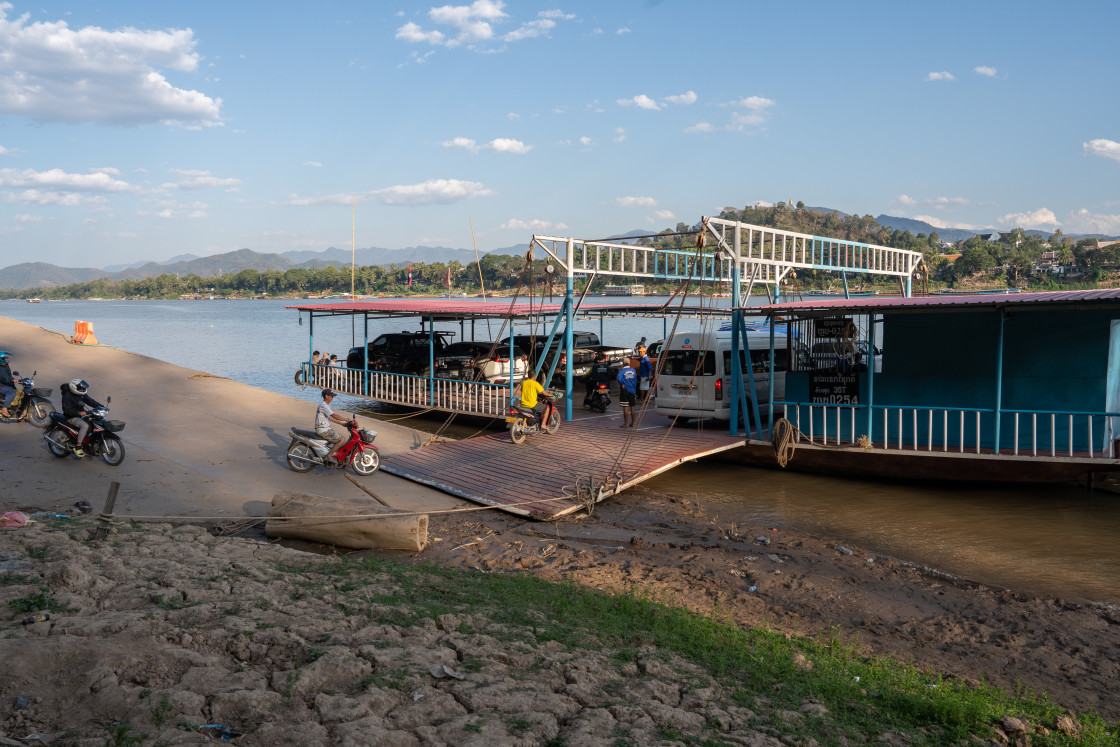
[584,352,611,407]
[61,378,102,457]
[0,352,16,419]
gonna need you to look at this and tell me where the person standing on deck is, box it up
[637,347,653,402]
[617,359,638,428]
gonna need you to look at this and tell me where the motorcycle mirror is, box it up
[107,395,112,404]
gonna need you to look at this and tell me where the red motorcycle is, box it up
[285,419,380,474]
[43,402,126,466]
[507,392,560,444]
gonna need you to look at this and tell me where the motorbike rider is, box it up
[315,388,353,465]
[61,378,102,457]
[513,373,547,424]
[0,352,16,419]
[584,352,611,407]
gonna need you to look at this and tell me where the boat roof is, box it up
[286,298,659,321]
[745,288,1120,317]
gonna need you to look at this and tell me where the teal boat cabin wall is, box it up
[782,307,1118,451]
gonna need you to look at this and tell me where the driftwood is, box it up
[265,491,428,551]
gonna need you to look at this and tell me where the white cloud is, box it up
[442,136,479,153]
[3,189,101,206]
[616,196,656,208]
[395,22,446,44]
[167,169,241,191]
[612,127,626,143]
[0,5,221,125]
[648,209,675,224]
[912,214,981,230]
[0,145,10,155]
[727,96,775,110]
[397,0,513,48]
[618,94,660,110]
[998,207,1059,229]
[925,71,955,81]
[497,218,569,231]
[503,18,555,42]
[1064,208,1120,235]
[664,90,697,105]
[684,122,714,134]
[579,136,592,146]
[974,65,998,77]
[0,167,136,192]
[371,178,494,205]
[286,193,357,207]
[722,96,776,131]
[616,27,630,35]
[1084,139,1120,164]
[13,213,41,222]
[484,138,532,154]
[932,196,968,207]
[507,112,520,120]
[303,161,322,168]
[898,194,918,206]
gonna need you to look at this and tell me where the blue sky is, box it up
[1,0,1118,268]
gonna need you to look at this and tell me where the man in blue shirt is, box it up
[617,360,637,427]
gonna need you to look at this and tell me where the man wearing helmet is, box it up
[0,352,16,419]
[61,379,102,457]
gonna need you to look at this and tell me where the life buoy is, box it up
[294,369,307,387]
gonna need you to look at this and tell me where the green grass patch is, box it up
[8,587,79,615]
[272,554,1117,745]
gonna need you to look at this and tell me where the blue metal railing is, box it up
[778,401,1120,458]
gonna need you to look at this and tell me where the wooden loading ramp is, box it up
[380,419,746,521]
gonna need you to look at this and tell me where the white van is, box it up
[653,330,810,423]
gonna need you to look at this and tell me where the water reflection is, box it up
[646,461,1120,605]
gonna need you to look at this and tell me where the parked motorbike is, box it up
[507,392,560,444]
[585,383,611,413]
[3,370,56,428]
[43,398,126,466]
[285,419,380,475]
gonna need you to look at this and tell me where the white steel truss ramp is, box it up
[532,216,923,292]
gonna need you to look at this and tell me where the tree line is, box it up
[4,205,1112,300]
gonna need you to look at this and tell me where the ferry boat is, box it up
[603,284,645,296]
[26,298,42,303]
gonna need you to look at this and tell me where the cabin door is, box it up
[1106,321,1120,457]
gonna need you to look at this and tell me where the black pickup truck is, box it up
[345,331,454,375]
[499,331,631,384]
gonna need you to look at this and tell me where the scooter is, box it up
[507,392,560,444]
[43,399,126,466]
[3,370,56,428]
[585,383,611,413]
[285,419,380,475]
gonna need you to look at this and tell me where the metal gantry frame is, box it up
[533,217,923,434]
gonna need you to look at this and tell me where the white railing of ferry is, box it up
[782,402,1120,458]
[301,363,512,417]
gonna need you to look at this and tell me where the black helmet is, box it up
[69,378,89,395]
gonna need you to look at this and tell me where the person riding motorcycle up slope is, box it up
[60,379,103,457]
[0,352,17,419]
[584,352,611,407]
[315,388,354,465]
[513,373,547,424]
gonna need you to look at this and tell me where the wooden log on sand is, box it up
[265,492,428,551]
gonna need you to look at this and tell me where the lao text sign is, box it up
[815,317,855,339]
[809,371,860,405]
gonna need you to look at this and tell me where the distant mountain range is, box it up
[4,218,1114,292]
[875,215,1117,244]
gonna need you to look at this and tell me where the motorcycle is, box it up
[3,370,56,428]
[285,419,380,475]
[585,382,611,413]
[507,392,560,444]
[43,398,126,466]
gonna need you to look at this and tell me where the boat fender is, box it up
[294,369,307,387]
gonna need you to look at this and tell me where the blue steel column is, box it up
[428,315,435,406]
[307,312,314,385]
[363,312,369,397]
[994,309,1005,453]
[768,323,776,433]
[730,262,741,436]
[866,320,876,439]
[564,267,574,421]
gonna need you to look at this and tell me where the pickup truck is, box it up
[499,331,631,384]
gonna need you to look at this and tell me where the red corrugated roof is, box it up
[748,288,1120,314]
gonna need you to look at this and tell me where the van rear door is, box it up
[657,347,716,414]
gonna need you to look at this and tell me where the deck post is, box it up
[565,243,575,421]
[363,313,369,397]
[994,309,1005,454]
[428,315,435,406]
[307,312,314,380]
[738,318,762,438]
[730,258,741,436]
[866,316,876,440]
[768,323,776,434]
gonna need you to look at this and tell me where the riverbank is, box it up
[2,315,1119,741]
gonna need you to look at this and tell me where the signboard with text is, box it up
[809,370,860,405]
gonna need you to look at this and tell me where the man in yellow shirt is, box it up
[514,374,546,424]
